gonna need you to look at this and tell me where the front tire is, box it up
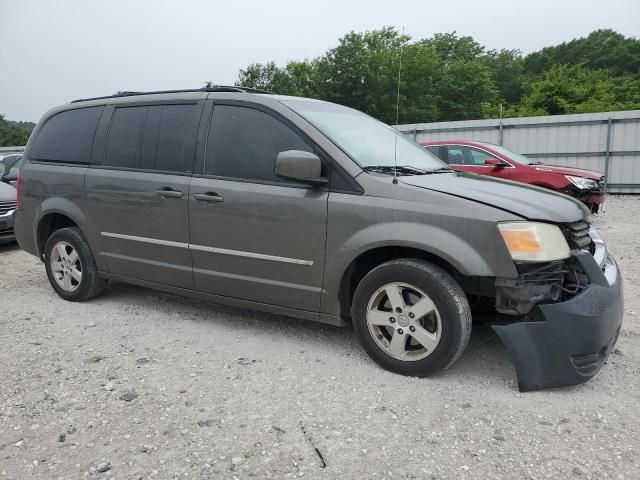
[351,259,472,377]
[44,227,106,301]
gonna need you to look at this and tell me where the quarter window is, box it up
[204,105,313,183]
[30,106,103,163]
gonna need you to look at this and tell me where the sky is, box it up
[1,0,638,122]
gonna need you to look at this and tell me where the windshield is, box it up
[281,99,447,172]
[486,144,540,165]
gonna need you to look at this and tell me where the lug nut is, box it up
[395,307,402,313]
[389,317,396,323]
[409,312,415,319]
[410,326,416,332]
[398,328,404,335]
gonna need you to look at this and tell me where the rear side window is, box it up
[204,105,312,182]
[105,107,147,168]
[104,104,199,173]
[30,106,103,163]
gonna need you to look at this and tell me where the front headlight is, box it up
[566,175,598,190]
[498,222,570,262]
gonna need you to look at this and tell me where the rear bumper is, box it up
[493,250,623,392]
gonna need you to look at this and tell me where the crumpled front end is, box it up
[492,227,623,392]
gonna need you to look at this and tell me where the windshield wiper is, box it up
[425,167,454,173]
[363,165,429,175]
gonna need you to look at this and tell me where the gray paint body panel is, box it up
[84,169,193,288]
[188,176,328,312]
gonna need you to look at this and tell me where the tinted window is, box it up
[105,104,199,172]
[205,105,312,182]
[153,105,199,172]
[31,106,103,163]
[105,107,147,168]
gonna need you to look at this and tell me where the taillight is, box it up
[16,169,21,209]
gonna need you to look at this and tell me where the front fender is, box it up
[338,221,495,278]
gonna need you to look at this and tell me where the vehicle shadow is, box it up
[102,281,516,386]
[0,241,20,254]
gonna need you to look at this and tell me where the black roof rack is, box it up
[70,85,273,103]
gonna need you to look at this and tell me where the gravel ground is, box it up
[1,195,639,480]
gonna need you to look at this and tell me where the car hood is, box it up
[0,180,16,202]
[400,172,588,223]
[532,164,603,180]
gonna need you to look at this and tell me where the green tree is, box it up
[235,28,640,123]
[236,61,281,92]
[315,27,407,122]
[509,65,640,116]
[484,49,525,105]
[0,114,31,147]
[524,29,640,76]
[421,33,497,120]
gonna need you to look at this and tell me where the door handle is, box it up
[193,192,224,203]
[155,188,183,198]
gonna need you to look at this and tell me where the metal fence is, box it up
[397,110,640,193]
[0,146,25,154]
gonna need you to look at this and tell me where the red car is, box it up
[422,140,605,213]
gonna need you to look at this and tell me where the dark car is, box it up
[422,141,605,213]
[0,180,17,244]
[14,87,623,391]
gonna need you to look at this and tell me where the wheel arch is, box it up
[337,245,465,321]
[36,211,80,258]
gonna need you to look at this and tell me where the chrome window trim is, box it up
[100,232,314,266]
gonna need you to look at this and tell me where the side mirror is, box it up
[275,150,328,187]
[484,157,505,167]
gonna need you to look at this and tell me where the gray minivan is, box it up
[14,86,623,391]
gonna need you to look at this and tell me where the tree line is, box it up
[0,115,33,147]
[236,28,640,125]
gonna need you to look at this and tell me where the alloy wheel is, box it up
[366,282,442,361]
[50,241,82,292]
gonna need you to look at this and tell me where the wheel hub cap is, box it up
[397,314,410,327]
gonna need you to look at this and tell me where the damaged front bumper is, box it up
[493,236,623,392]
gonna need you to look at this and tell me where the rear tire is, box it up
[351,259,472,377]
[44,227,106,301]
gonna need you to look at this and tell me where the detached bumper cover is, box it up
[493,251,623,392]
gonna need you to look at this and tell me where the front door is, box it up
[189,103,328,312]
[85,101,203,288]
